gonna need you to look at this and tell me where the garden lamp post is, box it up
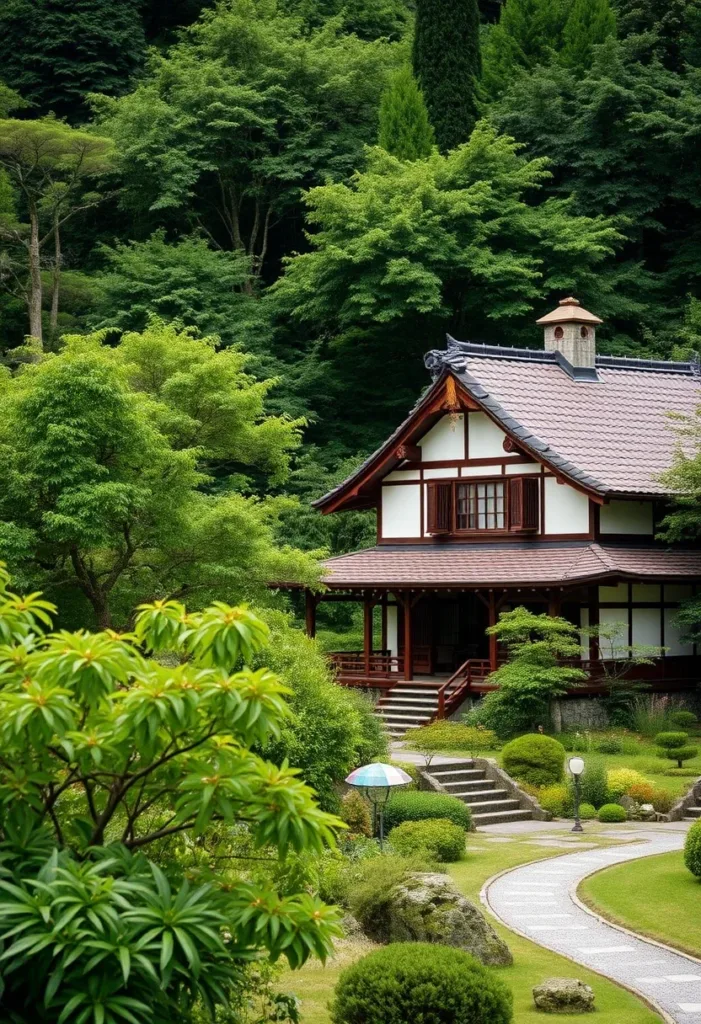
[569,756,585,833]
[345,763,412,850]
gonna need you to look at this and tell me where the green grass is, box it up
[279,829,664,1023]
[580,850,701,960]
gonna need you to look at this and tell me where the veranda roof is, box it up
[314,543,701,590]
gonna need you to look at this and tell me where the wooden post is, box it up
[363,594,373,676]
[548,593,561,618]
[488,591,498,672]
[588,585,599,663]
[404,593,413,681]
[305,590,317,639]
[381,594,388,653]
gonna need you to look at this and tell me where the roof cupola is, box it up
[536,297,602,370]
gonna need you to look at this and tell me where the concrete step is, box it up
[378,703,439,712]
[440,778,492,792]
[376,713,433,725]
[428,768,482,783]
[685,806,701,818]
[454,789,509,805]
[467,798,521,814]
[388,687,443,696]
[471,808,532,826]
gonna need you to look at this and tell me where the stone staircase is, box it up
[685,793,701,820]
[374,682,441,738]
[425,760,533,827]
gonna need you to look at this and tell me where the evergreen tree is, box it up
[412,0,482,151]
[562,0,616,69]
[482,0,572,97]
[0,0,146,122]
[613,0,701,70]
[378,67,435,160]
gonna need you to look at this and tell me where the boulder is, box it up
[533,978,595,1014]
[364,871,512,966]
[340,913,365,940]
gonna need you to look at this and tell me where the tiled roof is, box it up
[440,341,701,494]
[318,543,701,588]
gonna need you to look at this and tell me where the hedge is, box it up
[501,734,565,787]
[331,943,513,1024]
[597,803,628,823]
[383,791,472,832]
[388,818,466,862]
[685,820,701,878]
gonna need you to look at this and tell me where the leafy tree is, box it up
[413,0,482,151]
[0,565,342,1022]
[0,319,318,628]
[378,67,435,160]
[471,607,587,736]
[93,0,404,283]
[561,0,616,69]
[0,0,146,122]
[0,118,114,345]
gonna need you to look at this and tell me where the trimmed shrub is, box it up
[389,760,420,789]
[341,790,372,837]
[388,818,466,862]
[649,787,675,814]
[628,781,655,804]
[578,758,609,809]
[578,802,597,820]
[670,710,698,729]
[596,736,623,754]
[598,803,628,823]
[684,820,701,879]
[607,768,651,801]
[656,731,698,769]
[384,791,472,832]
[330,942,513,1024]
[536,784,569,818]
[410,721,499,754]
[664,767,701,777]
[502,734,566,787]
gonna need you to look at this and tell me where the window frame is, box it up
[425,474,541,537]
[454,477,508,534]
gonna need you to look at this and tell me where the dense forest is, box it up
[2,0,701,621]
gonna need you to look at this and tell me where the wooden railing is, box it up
[436,658,492,719]
[329,651,403,685]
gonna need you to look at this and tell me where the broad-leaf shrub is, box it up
[576,758,610,809]
[383,792,472,832]
[535,783,569,818]
[330,943,513,1024]
[684,820,701,878]
[501,734,565,787]
[607,768,651,801]
[340,790,372,837]
[597,803,628,823]
[388,818,466,862]
[0,566,343,1022]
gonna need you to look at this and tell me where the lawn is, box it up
[579,849,701,960]
[279,829,664,1023]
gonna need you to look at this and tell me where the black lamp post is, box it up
[569,756,585,833]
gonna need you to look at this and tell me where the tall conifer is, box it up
[412,0,482,152]
[562,0,616,69]
[378,67,435,160]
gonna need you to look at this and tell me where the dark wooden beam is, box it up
[404,592,413,681]
[305,590,317,638]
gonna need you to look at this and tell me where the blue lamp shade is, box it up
[345,763,412,788]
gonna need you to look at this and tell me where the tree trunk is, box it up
[27,200,43,345]
[49,212,61,344]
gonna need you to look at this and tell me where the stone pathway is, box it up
[485,826,700,1024]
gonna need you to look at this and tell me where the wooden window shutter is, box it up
[427,482,453,535]
[509,477,539,532]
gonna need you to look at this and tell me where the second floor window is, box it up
[457,481,505,531]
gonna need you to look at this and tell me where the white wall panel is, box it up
[665,584,694,602]
[468,412,506,459]
[632,584,660,603]
[460,464,502,477]
[386,604,398,659]
[384,469,420,482]
[664,608,693,657]
[599,607,630,658]
[600,500,654,535]
[418,415,465,461]
[424,467,459,479]
[632,607,661,648]
[543,477,589,534]
[382,485,421,538]
[580,606,590,659]
[504,462,541,475]
[599,583,628,602]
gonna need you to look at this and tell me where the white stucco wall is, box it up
[543,477,590,534]
[504,462,541,475]
[600,500,654,535]
[386,604,398,659]
[664,608,693,656]
[418,415,465,461]
[424,467,459,479]
[384,469,421,482]
[460,464,503,477]
[580,606,590,659]
[381,484,421,538]
[467,411,507,459]
[632,607,661,648]
[598,607,630,658]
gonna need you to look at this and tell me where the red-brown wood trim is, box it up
[404,593,413,681]
[403,455,537,470]
[304,590,317,638]
[488,591,498,671]
[377,532,593,545]
[363,595,373,675]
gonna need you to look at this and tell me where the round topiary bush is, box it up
[655,731,698,769]
[598,803,628,823]
[670,709,698,729]
[330,942,513,1024]
[684,820,701,879]
[388,818,466,862]
[383,791,472,832]
[501,734,566,787]
[578,802,597,820]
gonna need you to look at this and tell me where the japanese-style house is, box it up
[287,299,701,735]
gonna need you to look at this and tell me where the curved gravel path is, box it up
[484,827,701,1024]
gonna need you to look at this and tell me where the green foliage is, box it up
[0,565,344,1021]
[478,609,587,736]
[340,790,372,836]
[413,0,481,152]
[0,320,317,628]
[670,710,698,729]
[655,731,698,768]
[535,783,569,817]
[579,802,597,820]
[597,736,623,753]
[501,734,566,787]
[606,767,651,800]
[482,0,572,98]
[389,760,421,789]
[347,853,435,936]
[378,66,435,161]
[684,819,701,878]
[598,803,628,822]
[409,721,499,757]
[388,818,466,862]
[649,787,675,813]
[383,791,472,832]
[331,942,514,1024]
[0,0,146,121]
[561,0,616,69]
[577,757,610,809]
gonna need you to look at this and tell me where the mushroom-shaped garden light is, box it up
[345,762,412,850]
